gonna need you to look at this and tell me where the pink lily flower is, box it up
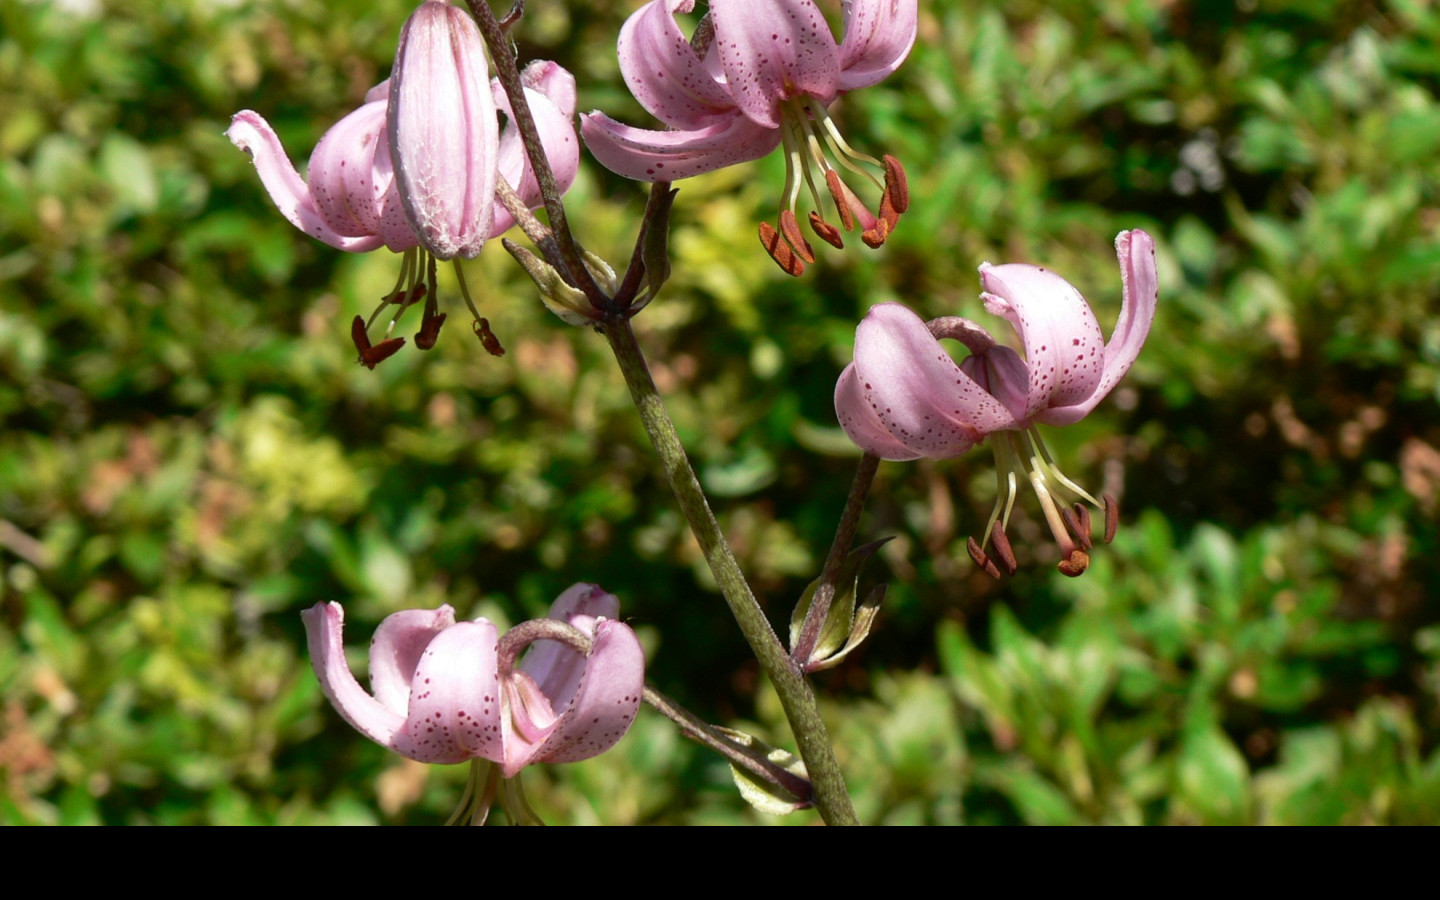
[835,230,1158,576]
[302,583,645,777]
[580,0,917,276]
[228,4,579,361]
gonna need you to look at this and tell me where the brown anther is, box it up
[861,216,890,249]
[1073,503,1092,543]
[825,170,856,232]
[882,155,909,214]
[758,221,805,276]
[877,189,901,235]
[778,210,815,264]
[351,314,370,355]
[989,525,1018,575]
[1060,506,1093,551]
[1057,548,1091,578]
[808,211,845,249]
[474,317,505,357]
[360,337,406,368]
[414,311,447,350]
[352,314,406,369]
[1103,494,1119,544]
[967,536,1001,579]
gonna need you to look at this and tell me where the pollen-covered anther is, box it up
[882,155,910,215]
[989,524,1018,575]
[1057,548,1090,578]
[825,170,857,232]
[808,211,845,249]
[1073,503,1092,544]
[860,216,890,249]
[1103,494,1120,544]
[967,536,1001,580]
[1060,505,1093,551]
[759,221,806,277]
[779,210,816,265]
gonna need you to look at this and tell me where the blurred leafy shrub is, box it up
[0,0,1437,823]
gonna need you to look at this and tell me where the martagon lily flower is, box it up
[581,0,917,276]
[303,583,644,824]
[226,1,579,363]
[835,230,1158,577]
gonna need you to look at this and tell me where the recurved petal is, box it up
[835,363,924,460]
[306,99,391,240]
[710,0,842,128]
[531,619,645,766]
[1038,229,1158,426]
[226,111,384,253]
[617,0,735,128]
[581,109,781,181]
[958,345,1031,424]
[521,59,578,120]
[368,605,456,717]
[302,602,405,751]
[980,263,1105,424]
[852,303,1017,458]
[392,619,505,764]
[519,584,620,711]
[490,79,579,236]
[389,0,500,260]
[837,0,918,92]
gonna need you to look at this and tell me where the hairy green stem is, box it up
[604,317,858,825]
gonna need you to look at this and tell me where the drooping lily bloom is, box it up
[835,230,1158,576]
[302,583,645,776]
[228,3,579,362]
[581,0,917,276]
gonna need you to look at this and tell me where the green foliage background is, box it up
[2,0,1439,824]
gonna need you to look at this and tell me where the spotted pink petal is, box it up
[617,0,734,129]
[532,619,645,767]
[393,619,504,764]
[835,363,925,460]
[837,0,919,92]
[388,0,500,260]
[581,109,782,181]
[1070,228,1159,422]
[958,344,1032,424]
[709,0,842,128]
[847,303,1018,459]
[226,111,386,253]
[368,605,456,716]
[979,262,1106,425]
[519,583,620,707]
[305,99,391,240]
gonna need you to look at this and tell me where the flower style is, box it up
[581,0,917,276]
[835,230,1158,576]
[302,583,645,776]
[227,0,579,362]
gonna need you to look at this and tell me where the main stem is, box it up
[604,317,858,825]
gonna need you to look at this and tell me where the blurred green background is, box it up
[2,0,1439,824]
